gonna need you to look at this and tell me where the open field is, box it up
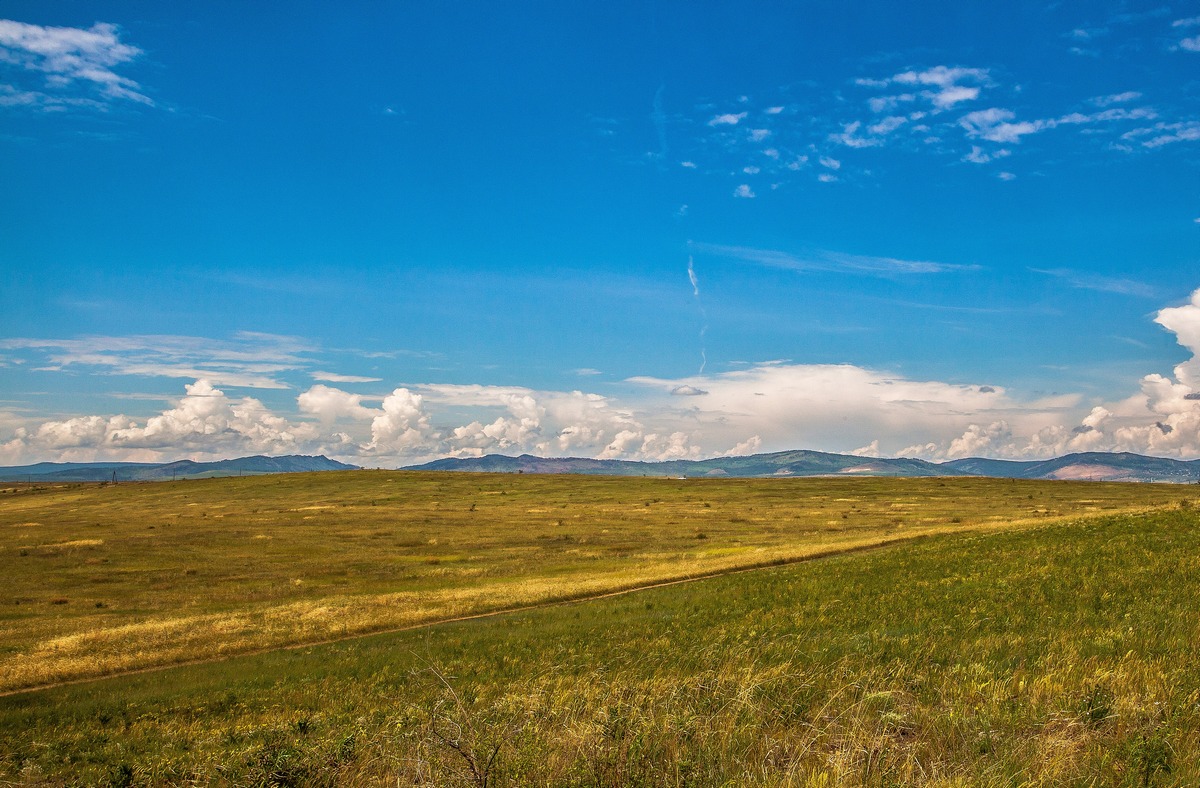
[3,504,1199,785]
[1,472,1192,694]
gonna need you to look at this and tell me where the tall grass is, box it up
[3,507,1198,785]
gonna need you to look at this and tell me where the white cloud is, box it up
[1031,268,1157,298]
[959,108,1043,143]
[877,65,990,110]
[365,388,438,453]
[0,19,152,108]
[748,128,771,142]
[0,380,316,464]
[312,371,382,383]
[0,333,313,389]
[1122,121,1200,148]
[1180,35,1200,51]
[849,440,880,457]
[868,94,915,113]
[298,384,376,423]
[962,145,1011,164]
[765,106,784,114]
[868,115,907,136]
[1091,91,1142,106]
[962,106,1159,145]
[818,156,840,170]
[627,363,1065,461]
[830,120,882,148]
[733,183,755,198]
[708,112,747,126]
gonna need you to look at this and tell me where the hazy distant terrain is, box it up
[6,448,1195,484]
[408,449,1200,483]
[0,454,357,482]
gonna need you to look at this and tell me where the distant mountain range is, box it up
[406,449,1200,483]
[4,449,1198,484]
[0,455,357,482]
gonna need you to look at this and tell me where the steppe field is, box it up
[2,471,1199,785]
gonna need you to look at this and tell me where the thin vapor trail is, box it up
[687,256,708,374]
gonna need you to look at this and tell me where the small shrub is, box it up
[1129,729,1173,786]
[1077,685,1114,727]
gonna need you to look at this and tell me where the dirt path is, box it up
[0,535,927,699]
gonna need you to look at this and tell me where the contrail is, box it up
[687,256,708,374]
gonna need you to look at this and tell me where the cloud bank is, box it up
[7,289,1200,466]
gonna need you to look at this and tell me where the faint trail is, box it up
[0,535,924,699]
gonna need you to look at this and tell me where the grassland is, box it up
[2,501,1199,785]
[1,471,1189,694]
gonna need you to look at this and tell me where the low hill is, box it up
[0,454,357,482]
[942,451,1200,482]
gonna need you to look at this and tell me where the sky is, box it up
[1,0,1199,467]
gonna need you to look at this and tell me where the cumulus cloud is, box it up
[297,384,376,423]
[367,388,438,454]
[0,380,316,464]
[733,183,755,198]
[0,19,152,109]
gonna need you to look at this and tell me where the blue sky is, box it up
[2,1,1200,465]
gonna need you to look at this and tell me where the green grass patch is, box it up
[2,507,1199,785]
